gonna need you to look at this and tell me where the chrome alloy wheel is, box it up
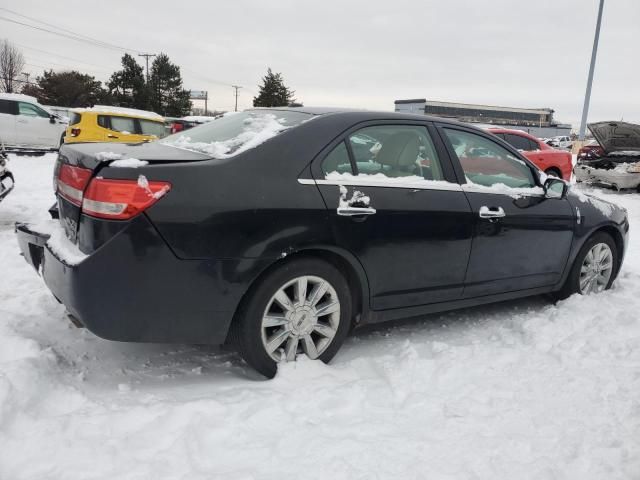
[579,242,614,294]
[261,275,340,361]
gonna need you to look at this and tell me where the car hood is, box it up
[588,121,640,154]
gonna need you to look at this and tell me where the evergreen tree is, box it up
[23,70,107,107]
[148,53,191,116]
[253,68,295,107]
[107,54,148,109]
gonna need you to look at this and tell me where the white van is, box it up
[0,93,67,151]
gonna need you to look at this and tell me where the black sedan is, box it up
[16,108,629,378]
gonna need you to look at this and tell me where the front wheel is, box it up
[232,258,352,378]
[554,232,618,300]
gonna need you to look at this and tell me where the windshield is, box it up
[161,110,313,158]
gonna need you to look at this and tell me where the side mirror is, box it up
[49,115,56,124]
[544,177,568,199]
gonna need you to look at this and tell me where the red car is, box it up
[489,128,573,180]
[577,139,605,161]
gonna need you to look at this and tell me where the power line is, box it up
[14,42,111,70]
[0,7,139,53]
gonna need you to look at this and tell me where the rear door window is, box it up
[109,116,136,134]
[347,125,444,180]
[321,141,353,176]
[0,99,17,115]
[443,128,536,188]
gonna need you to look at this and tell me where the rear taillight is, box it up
[57,164,92,206]
[70,128,81,137]
[81,176,171,220]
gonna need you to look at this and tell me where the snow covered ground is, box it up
[1,153,639,479]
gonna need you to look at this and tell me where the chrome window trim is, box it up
[461,183,544,197]
[297,178,463,192]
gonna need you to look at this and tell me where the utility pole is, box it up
[138,53,156,83]
[232,85,242,112]
[22,72,30,85]
[579,0,605,141]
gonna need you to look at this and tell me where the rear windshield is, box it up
[161,110,312,158]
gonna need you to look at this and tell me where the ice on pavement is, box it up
[0,153,639,479]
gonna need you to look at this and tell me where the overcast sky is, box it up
[2,0,638,127]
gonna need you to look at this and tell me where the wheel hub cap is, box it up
[579,242,613,294]
[261,275,341,362]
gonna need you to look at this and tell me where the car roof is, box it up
[249,106,483,129]
[488,127,537,139]
[71,105,164,121]
[0,92,39,103]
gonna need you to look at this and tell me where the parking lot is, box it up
[1,153,639,478]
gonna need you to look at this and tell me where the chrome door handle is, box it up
[479,206,505,218]
[107,134,118,138]
[337,206,377,216]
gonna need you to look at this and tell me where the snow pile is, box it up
[95,151,123,161]
[73,105,163,121]
[164,113,289,158]
[109,158,149,168]
[465,181,545,198]
[1,154,640,479]
[45,222,88,266]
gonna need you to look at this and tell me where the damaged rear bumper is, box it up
[15,215,245,345]
[574,164,640,190]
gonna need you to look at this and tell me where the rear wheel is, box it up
[554,232,617,300]
[232,258,352,378]
[545,167,562,179]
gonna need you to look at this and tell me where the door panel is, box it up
[317,182,473,309]
[16,102,59,147]
[462,191,574,296]
[438,125,575,297]
[0,113,16,145]
[312,122,473,310]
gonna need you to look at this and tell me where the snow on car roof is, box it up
[0,92,39,103]
[71,105,164,121]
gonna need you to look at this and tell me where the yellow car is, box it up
[65,106,166,144]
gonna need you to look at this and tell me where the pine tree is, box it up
[22,70,107,107]
[148,53,191,117]
[253,68,295,107]
[107,54,148,110]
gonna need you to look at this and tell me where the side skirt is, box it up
[363,286,554,325]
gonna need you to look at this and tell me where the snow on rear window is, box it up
[161,110,312,158]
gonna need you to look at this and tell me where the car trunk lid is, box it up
[54,142,211,244]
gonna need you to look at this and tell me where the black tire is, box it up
[545,167,562,179]
[553,232,618,300]
[232,257,352,379]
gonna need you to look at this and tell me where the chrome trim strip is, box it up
[461,184,544,197]
[297,178,463,192]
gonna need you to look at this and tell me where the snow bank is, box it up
[1,154,640,479]
[164,113,289,158]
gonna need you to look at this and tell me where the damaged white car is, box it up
[575,121,640,191]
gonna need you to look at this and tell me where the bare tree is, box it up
[0,39,25,93]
